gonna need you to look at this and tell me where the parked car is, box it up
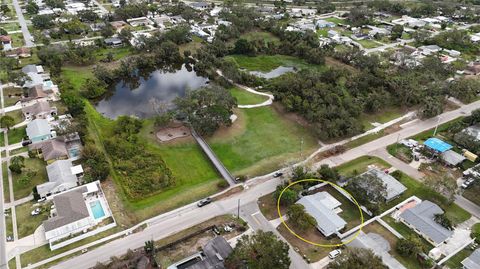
[21,140,32,146]
[30,208,41,216]
[462,178,475,189]
[328,249,342,259]
[273,172,283,178]
[197,197,212,207]
[37,197,46,203]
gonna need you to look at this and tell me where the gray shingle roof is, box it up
[29,139,68,161]
[36,160,77,196]
[462,249,480,269]
[361,169,407,201]
[399,200,453,245]
[188,236,233,269]
[22,101,51,117]
[43,187,89,232]
[441,150,466,166]
[297,192,347,237]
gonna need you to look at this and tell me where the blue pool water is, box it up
[90,201,106,219]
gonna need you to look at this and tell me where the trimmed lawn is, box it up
[344,130,385,150]
[0,22,20,32]
[93,47,134,61]
[360,107,405,130]
[3,87,22,107]
[230,87,268,106]
[7,126,26,144]
[240,30,280,43]
[208,106,318,177]
[325,17,347,24]
[357,39,382,49]
[5,208,13,240]
[0,132,4,148]
[62,66,95,91]
[317,28,328,37]
[336,156,390,177]
[226,54,325,72]
[3,162,9,203]
[10,32,24,47]
[179,36,204,54]
[444,247,473,269]
[323,185,366,229]
[16,201,50,238]
[5,110,24,125]
[11,157,47,200]
[20,226,122,268]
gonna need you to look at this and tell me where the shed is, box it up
[441,150,466,166]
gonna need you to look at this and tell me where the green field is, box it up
[62,66,95,91]
[226,54,325,72]
[12,158,47,200]
[230,87,268,106]
[240,30,280,43]
[325,17,347,24]
[5,110,24,125]
[360,107,405,130]
[16,201,50,238]
[357,39,382,49]
[445,247,473,269]
[85,103,222,224]
[7,126,26,144]
[208,106,318,177]
[336,156,390,177]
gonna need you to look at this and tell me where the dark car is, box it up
[273,172,283,178]
[197,197,212,207]
[21,139,32,146]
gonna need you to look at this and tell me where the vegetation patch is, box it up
[16,201,50,238]
[11,157,47,200]
[230,87,268,105]
[225,54,324,72]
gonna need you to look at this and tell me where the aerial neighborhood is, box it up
[0,0,479,268]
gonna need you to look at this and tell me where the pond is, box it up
[249,66,295,79]
[95,65,209,119]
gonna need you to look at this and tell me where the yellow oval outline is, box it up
[277,179,365,247]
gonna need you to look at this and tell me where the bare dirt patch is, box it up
[156,125,190,142]
[325,56,359,74]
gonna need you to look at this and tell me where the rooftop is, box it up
[43,187,90,232]
[462,249,480,269]
[360,169,407,201]
[424,138,453,153]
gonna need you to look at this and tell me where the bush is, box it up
[217,180,229,189]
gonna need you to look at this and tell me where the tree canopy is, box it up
[327,248,387,269]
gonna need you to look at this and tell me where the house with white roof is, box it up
[36,160,83,198]
[358,168,407,202]
[462,249,480,269]
[26,118,55,143]
[297,192,347,237]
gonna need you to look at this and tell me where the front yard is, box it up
[16,201,50,238]
[11,157,47,200]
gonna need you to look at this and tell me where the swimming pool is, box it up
[90,200,106,220]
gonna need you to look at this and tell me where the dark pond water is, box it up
[249,66,295,79]
[95,65,209,119]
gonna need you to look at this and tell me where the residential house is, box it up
[167,236,233,269]
[104,37,123,47]
[423,138,453,154]
[315,19,335,28]
[89,22,106,32]
[24,85,48,101]
[36,160,83,198]
[189,2,210,10]
[26,118,54,142]
[471,33,480,43]
[461,248,480,269]
[418,45,442,55]
[29,138,68,161]
[441,150,466,167]
[126,17,152,27]
[5,47,31,58]
[358,169,407,202]
[392,16,426,28]
[21,65,55,92]
[43,181,115,249]
[109,21,128,32]
[0,35,12,51]
[347,231,406,269]
[130,32,152,47]
[328,30,339,37]
[22,101,57,120]
[399,200,453,246]
[297,192,347,237]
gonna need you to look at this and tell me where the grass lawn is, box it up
[240,30,280,43]
[386,144,413,163]
[357,39,382,49]
[16,201,50,238]
[208,106,318,177]
[336,156,390,177]
[409,117,465,143]
[3,162,9,203]
[179,36,204,54]
[93,47,134,62]
[325,17,347,24]
[226,54,325,72]
[230,87,268,106]
[7,126,26,144]
[8,259,15,269]
[5,110,24,125]
[317,28,329,37]
[3,87,23,107]
[361,221,423,269]
[10,32,24,47]
[322,185,366,229]
[0,132,4,148]
[12,157,47,200]
[5,208,13,240]
[465,183,480,206]
[85,103,222,226]
[360,107,405,130]
[444,247,473,269]
[344,130,385,150]
[0,22,20,32]
[385,171,471,224]
[62,66,95,91]
[20,226,122,268]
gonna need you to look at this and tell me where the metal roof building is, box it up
[297,192,347,237]
[360,169,407,202]
[399,200,453,246]
[424,138,453,153]
[462,248,480,269]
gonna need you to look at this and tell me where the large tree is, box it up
[225,231,290,269]
[0,115,15,130]
[327,248,387,269]
[174,85,237,136]
[286,204,317,231]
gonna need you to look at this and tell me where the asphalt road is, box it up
[11,0,34,47]
[41,99,480,269]
[0,82,7,269]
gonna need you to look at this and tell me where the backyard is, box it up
[2,87,22,107]
[11,157,47,200]
[7,126,26,144]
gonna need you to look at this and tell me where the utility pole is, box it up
[433,116,441,136]
[237,199,240,219]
